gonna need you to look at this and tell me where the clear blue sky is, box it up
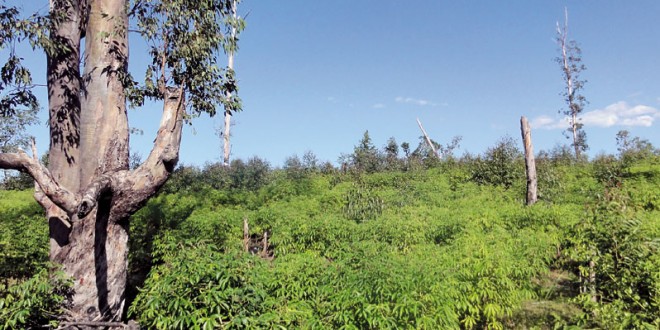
[11,1,660,167]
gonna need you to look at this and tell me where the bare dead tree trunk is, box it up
[557,8,583,159]
[243,217,249,252]
[416,118,440,159]
[520,116,537,205]
[261,231,268,257]
[589,259,597,302]
[222,113,232,166]
[222,0,238,166]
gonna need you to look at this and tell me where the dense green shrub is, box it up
[130,236,268,329]
[0,191,47,281]
[616,130,658,165]
[0,172,33,191]
[469,136,524,189]
[2,150,658,328]
[342,184,384,223]
[0,266,73,329]
[592,153,625,187]
[350,130,382,174]
[559,184,660,328]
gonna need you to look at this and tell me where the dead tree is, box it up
[556,8,588,159]
[243,216,250,252]
[416,118,440,159]
[222,0,243,166]
[520,116,537,205]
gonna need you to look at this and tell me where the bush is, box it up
[469,136,524,189]
[0,191,47,280]
[342,184,384,223]
[129,236,267,329]
[592,153,625,188]
[230,157,272,191]
[560,187,660,328]
[0,266,73,329]
[0,171,33,191]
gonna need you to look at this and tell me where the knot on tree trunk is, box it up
[77,195,96,218]
[76,174,115,219]
[161,144,178,164]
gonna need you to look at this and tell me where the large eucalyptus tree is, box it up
[0,0,241,322]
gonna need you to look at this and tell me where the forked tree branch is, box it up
[106,86,185,219]
[0,150,78,214]
[71,84,185,221]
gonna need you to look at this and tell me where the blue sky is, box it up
[10,1,660,167]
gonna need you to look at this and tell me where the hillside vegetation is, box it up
[1,135,659,329]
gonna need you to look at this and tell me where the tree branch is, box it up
[27,138,71,226]
[109,86,185,218]
[0,151,78,214]
[30,138,56,210]
[58,320,137,329]
[77,173,113,218]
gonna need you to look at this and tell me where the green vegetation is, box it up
[1,133,659,329]
[0,191,72,329]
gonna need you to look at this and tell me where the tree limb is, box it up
[77,173,113,218]
[109,86,185,218]
[58,320,135,329]
[30,138,53,209]
[0,151,78,214]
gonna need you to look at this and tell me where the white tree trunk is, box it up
[520,116,537,205]
[223,0,238,166]
[416,118,440,159]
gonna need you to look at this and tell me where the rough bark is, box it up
[520,116,537,205]
[47,0,85,193]
[46,0,87,258]
[46,0,130,321]
[56,86,184,322]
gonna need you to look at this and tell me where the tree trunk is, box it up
[243,217,249,252]
[557,9,582,160]
[222,0,238,166]
[223,111,232,166]
[45,0,85,261]
[46,0,83,192]
[520,116,537,205]
[0,0,185,322]
[49,0,129,320]
[571,112,580,159]
[589,259,597,302]
[416,118,440,159]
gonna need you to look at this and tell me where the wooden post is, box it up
[261,231,268,257]
[520,116,537,205]
[243,217,249,252]
[589,259,597,302]
[416,118,441,159]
